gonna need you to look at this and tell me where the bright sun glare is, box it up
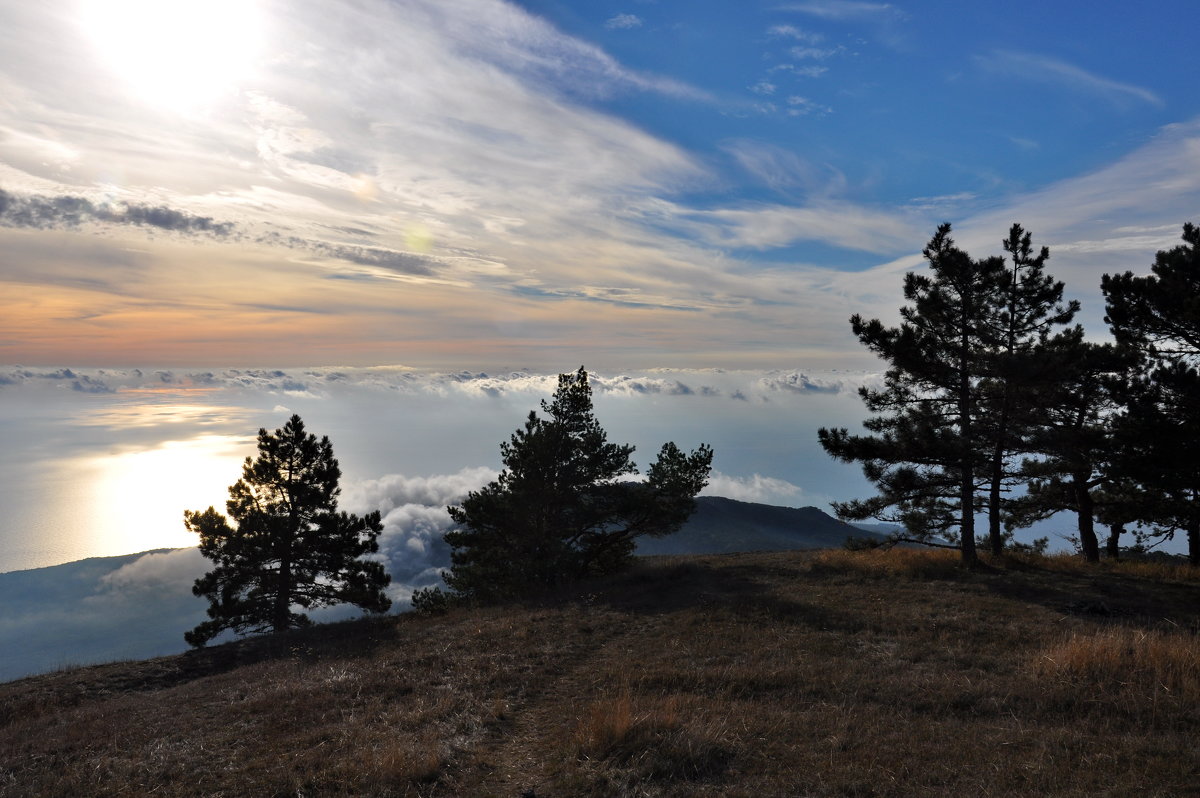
[79,0,263,112]
[83,434,250,556]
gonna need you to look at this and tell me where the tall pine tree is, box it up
[819,224,1007,563]
[979,224,1077,555]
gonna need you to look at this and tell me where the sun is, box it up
[78,0,264,112]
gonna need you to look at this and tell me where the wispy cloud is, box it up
[770,63,828,78]
[789,45,842,60]
[768,24,824,44]
[904,191,977,212]
[604,13,643,30]
[723,140,847,196]
[672,200,921,253]
[785,95,831,116]
[978,50,1164,108]
[778,1,899,21]
[776,0,907,49]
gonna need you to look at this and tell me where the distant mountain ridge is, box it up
[637,496,885,556]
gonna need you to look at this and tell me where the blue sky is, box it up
[1,0,1198,369]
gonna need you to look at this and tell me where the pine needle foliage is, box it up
[441,367,712,602]
[184,415,390,647]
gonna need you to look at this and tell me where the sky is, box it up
[2,0,1199,370]
[2,0,1200,596]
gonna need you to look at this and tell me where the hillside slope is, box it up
[4,549,1200,797]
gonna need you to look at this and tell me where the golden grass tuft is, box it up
[573,692,678,757]
[374,742,445,786]
[1033,627,1200,702]
[811,546,963,578]
[572,692,731,782]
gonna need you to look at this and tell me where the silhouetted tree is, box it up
[1102,223,1200,360]
[1094,479,1149,560]
[441,367,712,602]
[819,224,1008,563]
[979,225,1078,555]
[1109,362,1200,563]
[185,415,390,647]
[1103,224,1200,563]
[1006,332,1132,562]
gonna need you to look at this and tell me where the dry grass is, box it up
[571,692,731,785]
[1034,627,1200,705]
[1021,552,1200,583]
[811,545,964,578]
[5,548,1200,797]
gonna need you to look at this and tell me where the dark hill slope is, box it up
[637,495,880,555]
[4,549,1200,797]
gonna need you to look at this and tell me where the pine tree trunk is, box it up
[959,323,977,565]
[274,553,291,633]
[1106,522,1124,560]
[1074,474,1099,563]
[987,394,1011,557]
[961,470,977,564]
[988,460,1003,556]
[1188,515,1200,567]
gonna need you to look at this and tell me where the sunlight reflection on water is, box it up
[77,433,253,558]
[0,395,257,572]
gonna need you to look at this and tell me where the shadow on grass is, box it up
[539,554,869,635]
[976,558,1200,632]
[0,613,400,718]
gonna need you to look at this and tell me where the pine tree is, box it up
[979,225,1078,555]
[1006,332,1132,562]
[1103,224,1200,563]
[819,224,1007,563]
[441,367,712,601]
[185,415,390,647]
[1109,362,1200,562]
[1102,223,1200,359]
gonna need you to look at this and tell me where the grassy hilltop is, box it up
[3,548,1200,797]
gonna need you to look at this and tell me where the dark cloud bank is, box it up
[0,188,235,235]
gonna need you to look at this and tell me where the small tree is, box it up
[185,415,391,647]
[441,367,712,602]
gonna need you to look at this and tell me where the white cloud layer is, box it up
[99,547,209,595]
